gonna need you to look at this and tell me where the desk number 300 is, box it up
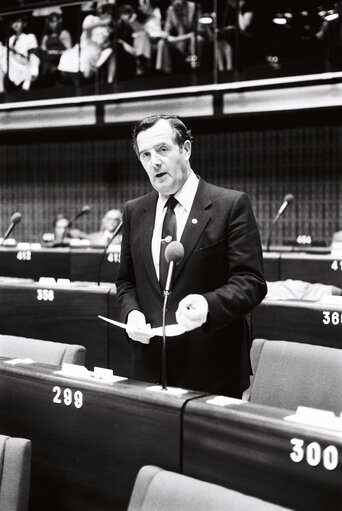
[52,386,83,409]
[290,438,338,470]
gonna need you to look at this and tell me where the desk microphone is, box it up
[266,194,294,251]
[67,205,91,227]
[0,212,22,247]
[97,219,123,286]
[272,194,294,225]
[161,241,184,389]
[61,205,91,245]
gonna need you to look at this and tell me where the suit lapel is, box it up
[139,193,161,295]
[173,179,212,285]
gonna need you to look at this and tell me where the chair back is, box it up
[0,435,31,511]
[127,465,291,511]
[0,334,85,366]
[249,338,342,413]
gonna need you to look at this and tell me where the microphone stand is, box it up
[60,206,91,246]
[161,290,170,390]
[161,258,176,390]
[266,218,278,252]
[97,220,123,286]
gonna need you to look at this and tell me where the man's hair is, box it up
[132,114,193,155]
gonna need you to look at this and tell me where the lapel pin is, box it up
[192,218,198,224]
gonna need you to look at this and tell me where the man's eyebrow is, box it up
[139,142,168,157]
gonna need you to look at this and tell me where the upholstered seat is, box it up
[127,465,291,511]
[246,338,342,413]
[0,435,31,511]
[0,334,85,366]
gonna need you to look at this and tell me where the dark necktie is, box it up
[159,195,178,290]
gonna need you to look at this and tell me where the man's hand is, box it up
[126,310,153,344]
[176,294,209,331]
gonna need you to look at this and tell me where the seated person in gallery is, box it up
[156,0,210,74]
[58,11,115,84]
[42,214,88,247]
[38,11,72,87]
[0,15,40,92]
[87,209,122,247]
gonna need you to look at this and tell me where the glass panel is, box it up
[0,0,341,103]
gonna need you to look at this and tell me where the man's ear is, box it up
[183,139,192,160]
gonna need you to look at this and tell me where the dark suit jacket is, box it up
[116,178,267,397]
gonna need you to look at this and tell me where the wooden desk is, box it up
[70,247,120,283]
[263,252,281,281]
[280,254,342,287]
[183,397,342,510]
[0,280,113,368]
[108,286,131,377]
[0,246,120,283]
[251,299,342,349]
[0,361,202,511]
[0,247,70,280]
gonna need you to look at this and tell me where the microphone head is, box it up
[81,205,91,214]
[10,212,22,225]
[284,194,294,204]
[165,241,184,265]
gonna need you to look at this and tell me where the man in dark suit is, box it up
[116,114,267,397]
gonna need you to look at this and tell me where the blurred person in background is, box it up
[0,15,40,91]
[42,214,88,247]
[58,7,115,84]
[38,12,72,87]
[88,209,122,247]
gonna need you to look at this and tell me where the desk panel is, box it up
[108,286,131,377]
[280,254,342,287]
[183,397,342,510]
[0,362,202,511]
[0,281,112,368]
[70,248,120,283]
[0,247,70,280]
[263,252,281,281]
[251,300,342,349]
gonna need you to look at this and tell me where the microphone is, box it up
[164,241,184,294]
[0,212,22,247]
[97,219,123,286]
[161,241,184,390]
[61,205,91,245]
[266,194,294,251]
[272,194,294,225]
[67,205,91,227]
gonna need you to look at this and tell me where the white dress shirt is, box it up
[151,170,199,279]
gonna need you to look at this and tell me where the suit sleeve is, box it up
[115,203,141,323]
[203,192,267,330]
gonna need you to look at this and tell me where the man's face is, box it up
[103,210,121,231]
[12,19,23,34]
[55,218,68,238]
[91,26,109,46]
[173,0,186,11]
[136,119,191,197]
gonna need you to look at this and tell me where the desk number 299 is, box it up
[290,438,338,470]
[52,386,83,409]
